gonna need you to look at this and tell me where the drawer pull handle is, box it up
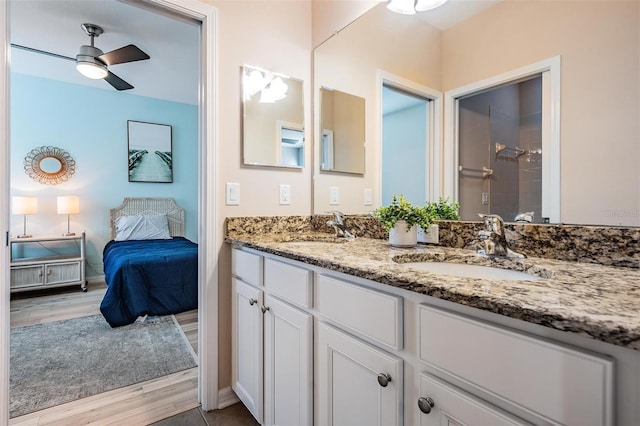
[248,298,258,306]
[261,305,270,314]
[418,397,435,414]
[377,373,392,387]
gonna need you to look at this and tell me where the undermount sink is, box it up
[399,261,542,281]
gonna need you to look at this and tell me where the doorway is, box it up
[0,0,219,422]
[382,85,429,205]
[378,71,442,207]
[457,76,543,222]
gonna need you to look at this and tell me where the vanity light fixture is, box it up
[387,0,448,15]
[243,66,289,103]
[12,196,38,238]
[57,195,80,236]
[259,76,289,103]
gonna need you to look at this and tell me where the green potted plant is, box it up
[372,194,433,247]
[420,197,460,244]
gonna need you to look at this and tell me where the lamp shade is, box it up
[12,196,38,215]
[57,196,80,215]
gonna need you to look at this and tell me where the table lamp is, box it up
[57,196,80,236]
[12,196,38,238]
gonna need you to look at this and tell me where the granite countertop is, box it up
[227,233,640,351]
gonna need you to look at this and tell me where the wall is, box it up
[206,0,312,391]
[443,0,640,226]
[10,73,198,278]
[311,0,380,48]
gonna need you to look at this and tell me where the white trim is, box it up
[0,0,220,421]
[377,70,443,205]
[443,56,561,223]
[1,0,10,422]
[218,386,241,409]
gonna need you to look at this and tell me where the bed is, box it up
[100,198,198,327]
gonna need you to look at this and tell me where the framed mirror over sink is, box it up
[242,65,305,169]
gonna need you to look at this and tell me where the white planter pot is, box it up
[418,224,439,244]
[389,220,418,247]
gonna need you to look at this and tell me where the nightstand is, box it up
[10,232,87,292]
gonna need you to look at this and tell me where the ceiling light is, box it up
[415,0,448,11]
[76,60,107,79]
[387,0,416,15]
[387,0,448,14]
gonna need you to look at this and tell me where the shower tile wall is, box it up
[518,77,543,220]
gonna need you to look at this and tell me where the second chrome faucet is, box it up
[327,211,355,239]
[477,213,525,258]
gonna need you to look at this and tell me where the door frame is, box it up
[376,70,443,205]
[443,56,561,223]
[0,0,220,421]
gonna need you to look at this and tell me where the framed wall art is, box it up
[127,120,173,183]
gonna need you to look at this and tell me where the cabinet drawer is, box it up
[11,265,44,288]
[232,248,263,286]
[418,305,614,425]
[264,258,312,308]
[418,373,529,426]
[316,274,402,351]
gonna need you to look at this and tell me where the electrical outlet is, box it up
[330,186,340,205]
[482,192,489,205]
[364,188,373,206]
[279,184,291,205]
[226,182,240,205]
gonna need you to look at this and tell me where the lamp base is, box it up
[16,234,32,239]
[62,232,76,236]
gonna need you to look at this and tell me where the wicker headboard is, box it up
[109,197,185,240]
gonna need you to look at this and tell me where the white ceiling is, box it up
[9,0,200,105]
[415,0,502,30]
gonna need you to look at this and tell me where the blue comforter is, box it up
[101,237,198,327]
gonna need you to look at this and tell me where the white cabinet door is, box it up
[264,294,313,426]
[232,278,264,424]
[317,322,402,426]
[418,373,530,426]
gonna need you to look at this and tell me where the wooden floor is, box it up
[9,282,199,426]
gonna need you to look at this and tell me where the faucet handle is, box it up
[327,210,345,223]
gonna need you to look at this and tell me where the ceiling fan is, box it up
[11,23,150,91]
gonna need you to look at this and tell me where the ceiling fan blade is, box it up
[10,44,75,62]
[98,44,149,66]
[104,71,134,91]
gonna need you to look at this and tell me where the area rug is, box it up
[10,314,197,418]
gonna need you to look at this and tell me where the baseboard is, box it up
[86,275,106,284]
[218,386,239,409]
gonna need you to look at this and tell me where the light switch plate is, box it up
[330,186,340,205]
[364,188,373,206]
[226,182,240,206]
[279,184,291,205]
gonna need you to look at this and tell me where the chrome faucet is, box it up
[477,213,525,258]
[326,211,355,239]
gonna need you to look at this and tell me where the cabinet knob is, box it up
[418,397,435,414]
[261,305,270,314]
[377,373,392,387]
[249,298,257,306]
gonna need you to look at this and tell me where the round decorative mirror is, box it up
[24,146,76,185]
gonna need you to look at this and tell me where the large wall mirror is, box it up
[312,1,640,227]
[320,87,365,174]
[242,65,305,168]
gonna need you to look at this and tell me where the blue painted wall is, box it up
[10,73,198,278]
[382,102,428,206]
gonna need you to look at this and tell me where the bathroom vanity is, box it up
[228,227,640,426]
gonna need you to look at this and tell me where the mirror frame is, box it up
[23,145,76,185]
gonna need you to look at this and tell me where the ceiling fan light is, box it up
[76,61,107,79]
[387,0,416,15]
[415,0,448,11]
